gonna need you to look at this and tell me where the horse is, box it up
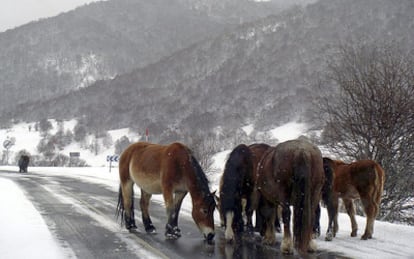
[116,142,216,242]
[316,157,385,241]
[246,143,282,234]
[256,139,324,254]
[218,144,254,242]
[18,155,30,173]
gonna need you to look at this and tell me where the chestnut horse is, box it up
[317,157,385,241]
[256,139,324,254]
[116,142,216,242]
[219,144,254,242]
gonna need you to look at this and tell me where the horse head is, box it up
[192,191,216,242]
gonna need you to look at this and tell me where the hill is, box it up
[4,0,414,145]
[0,0,286,115]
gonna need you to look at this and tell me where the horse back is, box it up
[257,140,324,203]
[332,159,384,200]
[119,142,191,194]
[248,143,272,181]
[349,160,385,198]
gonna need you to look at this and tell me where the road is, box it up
[0,169,349,259]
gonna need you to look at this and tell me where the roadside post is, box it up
[69,152,80,167]
[107,155,119,173]
[3,139,14,165]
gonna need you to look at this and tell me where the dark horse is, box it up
[18,155,30,173]
[315,157,385,241]
[218,144,254,242]
[256,139,324,254]
[116,142,216,241]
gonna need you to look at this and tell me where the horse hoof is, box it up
[128,228,138,233]
[145,224,157,234]
[262,238,276,246]
[325,235,333,241]
[165,233,179,239]
[361,233,372,240]
[165,225,181,239]
[146,228,157,234]
[308,240,317,253]
[126,224,137,231]
[281,247,294,255]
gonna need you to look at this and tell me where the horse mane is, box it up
[221,144,253,197]
[189,153,215,204]
[248,143,271,149]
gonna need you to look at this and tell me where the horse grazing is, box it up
[317,157,385,241]
[116,142,216,242]
[219,144,254,242]
[256,139,324,254]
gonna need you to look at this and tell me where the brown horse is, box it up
[256,139,324,254]
[319,157,385,240]
[246,143,282,234]
[116,142,216,242]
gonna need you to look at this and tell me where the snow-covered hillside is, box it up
[0,119,308,167]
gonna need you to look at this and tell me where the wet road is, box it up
[1,169,350,258]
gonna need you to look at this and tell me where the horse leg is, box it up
[275,205,282,233]
[224,211,236,242]
[255,194,265,234]
[260,200,276,245]
[140,190,156,233]
[280,204,294,254]
[164,191,187,239]
[313,204,321,239]
[325,196,339,241]
[245,194,257,233]
[343,198,358,237]
[121,180,137,230]
[245,200,254,233]
[361,197,376,240]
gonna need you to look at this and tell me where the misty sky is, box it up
[0,0,105,32]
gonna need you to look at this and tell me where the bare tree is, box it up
[188,133,221,178]
[317,42,414,223]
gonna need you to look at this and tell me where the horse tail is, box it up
[116,185,125,225]
[116,184,135,227]
[292,151,313,254]
[322,158,335,206]
[373,163,385,211]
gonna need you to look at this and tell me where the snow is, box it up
[1,121,414,258]
[269,121,307,142]
[0,177,69,259]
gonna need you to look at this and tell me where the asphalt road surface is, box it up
[1,169,350,259]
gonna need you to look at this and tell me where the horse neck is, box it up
[184,159,210,203]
